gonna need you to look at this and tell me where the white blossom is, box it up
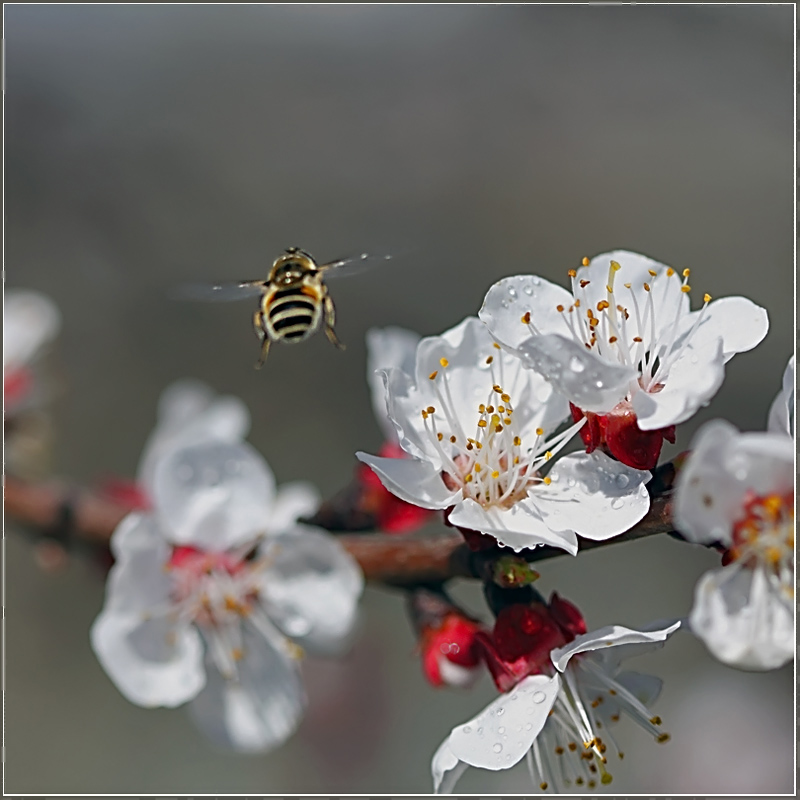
[92,434,364,752]
[358,316,651,554]
[674,419,794,670]
[767,355,795,438]
[433,621,680,793]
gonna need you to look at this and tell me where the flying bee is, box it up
[180,247,390,368]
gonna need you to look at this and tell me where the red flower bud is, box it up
[420,613,483,688]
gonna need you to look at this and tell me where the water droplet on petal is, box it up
[569,356,586,373]
[508,287,518,300]
[493,742,503,753]
[532,277,541,286]
[524,285,534,296]
[532,691,547,704]
[611,498,625,509]
[496,707,505,716]
[525,722,533,730]
[500,300,509,310]
[498,726,506,734]
[615,473,629,488]
[477,727,484,736]
[594,379,604,389]
[567,477,576,487]
[463,725,472,734]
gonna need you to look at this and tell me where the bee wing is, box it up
[172,280,267,302]
[317,252,395,281]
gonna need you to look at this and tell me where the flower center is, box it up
[523,258,713,399]
[423,355,581,510]
[728,491,794,584]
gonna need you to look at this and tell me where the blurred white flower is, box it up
[433,620,680,793]
[480,250,768,469]
[358,316,651,555]
[674,419,794,670]
[92,434,364,752]
[767,355,794,438]
[3,288,61,412]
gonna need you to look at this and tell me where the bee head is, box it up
[271,248,317,284]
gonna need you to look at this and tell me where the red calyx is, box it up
[570,400,675,471]
[98,477,152,512]
[548,592,587,641]
[478,602,569,692]
[420,613,483,687]
[357,441,434,534]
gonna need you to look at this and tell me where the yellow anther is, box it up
[513,456,519,464]
[605,285,613,293]
[650,716,662,725]
[478,420,487,428]
[764,494,783,516]
[426,405,435,414]
[449,435,457,444]
[681,285,691,293]
[421,410,429,419]
[493,342,501,349]
[232,647,244,661]
[513,436,521,446]
[545,450,553,460]
[495,425,503,433]
[581,256,590,267]
[485,355,493,365]
[618,751,625,759]
[493,384,502,392]
[487,405,495,413]
[437,432,443,441]
[536,427,544,436]
[633,335,643,342]
[703,292,712,303]
[543,476,552,485]
[608,336,618,344]
[666,267,675,276]
[479,404,486,413]
[556,304,565,312]
[429,370,438,380]
[568,268,578,278]
[765,546,782,564]
[648,269,657,277]
[491,414,500,426]
[623,282,631,289]
[491,470,500,479]
[568,742,578,752]
[501,393,510,402]
[440,357,449,367]
[608,689,617,695]
[475,442,482,449]
[504,417,512,425]
[683,268,690,277]
[466,442,473,450]
[643,282,651,292]
[588,780,596,788]
[521,311,531,324]
[540,782,548,791]
[474,464,481,472]
[497,405,505,413]
[580,279,591,288]
[464,474,473,483]
[574,298,581,307]
[555,746,564,755]
[657,733,671,744]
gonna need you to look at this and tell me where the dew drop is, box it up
[569,356,586,373]
[493,742,503,753]
[509,287,518,300]
[615,473,629,488]
[505,754,512,762]
[524,285,534,296]
[532,691,547,704]
[567,477,576,487]
[532,277,542,286]
[462,725,472,734]
[498,726,506,734]
[477,727,484,736]
[525,722,533,730]
[283,615,312,636]
[496,707,505,716]
[511,694,518,701]
[500,300,509,310]
[611,498,625,509]
[594,379,605,389]
[690,355,699,364]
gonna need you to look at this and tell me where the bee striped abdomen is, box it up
[265,287,321,342]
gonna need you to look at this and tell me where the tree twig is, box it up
[4,475,676,584]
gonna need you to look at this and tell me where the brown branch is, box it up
[4,475,676,584]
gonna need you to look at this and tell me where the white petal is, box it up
[381,366,439,463]
[189,626,305,752]
[448,497,579,555]
[679,296,769,362]
[536,451,651,541]
[3,289,61,369]
[551,621,681,673]
[674,421,795,545]
[355,452,460,510]
[516,333,636,412]
[689,566,794,671]
[479,275,573,350]
[432,738,469,794]
[259,527,364,655]
[633,336,726,430]
[152,441,276,549]
[138,380,250,494]
[447,674,561,771]
[767,355,795,437]
[366,326,421,442]
[91,515,206,707]
[268,482,321,535]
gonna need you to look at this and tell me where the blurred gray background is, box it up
[4,4,795,795]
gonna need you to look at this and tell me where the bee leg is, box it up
[323,295,345,350]
[253,310,271,369]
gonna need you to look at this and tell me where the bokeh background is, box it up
[4,4,795,795]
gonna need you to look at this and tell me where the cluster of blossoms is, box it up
[91,380,364,751]
[11,249,790,791]
[356,249,792,792]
